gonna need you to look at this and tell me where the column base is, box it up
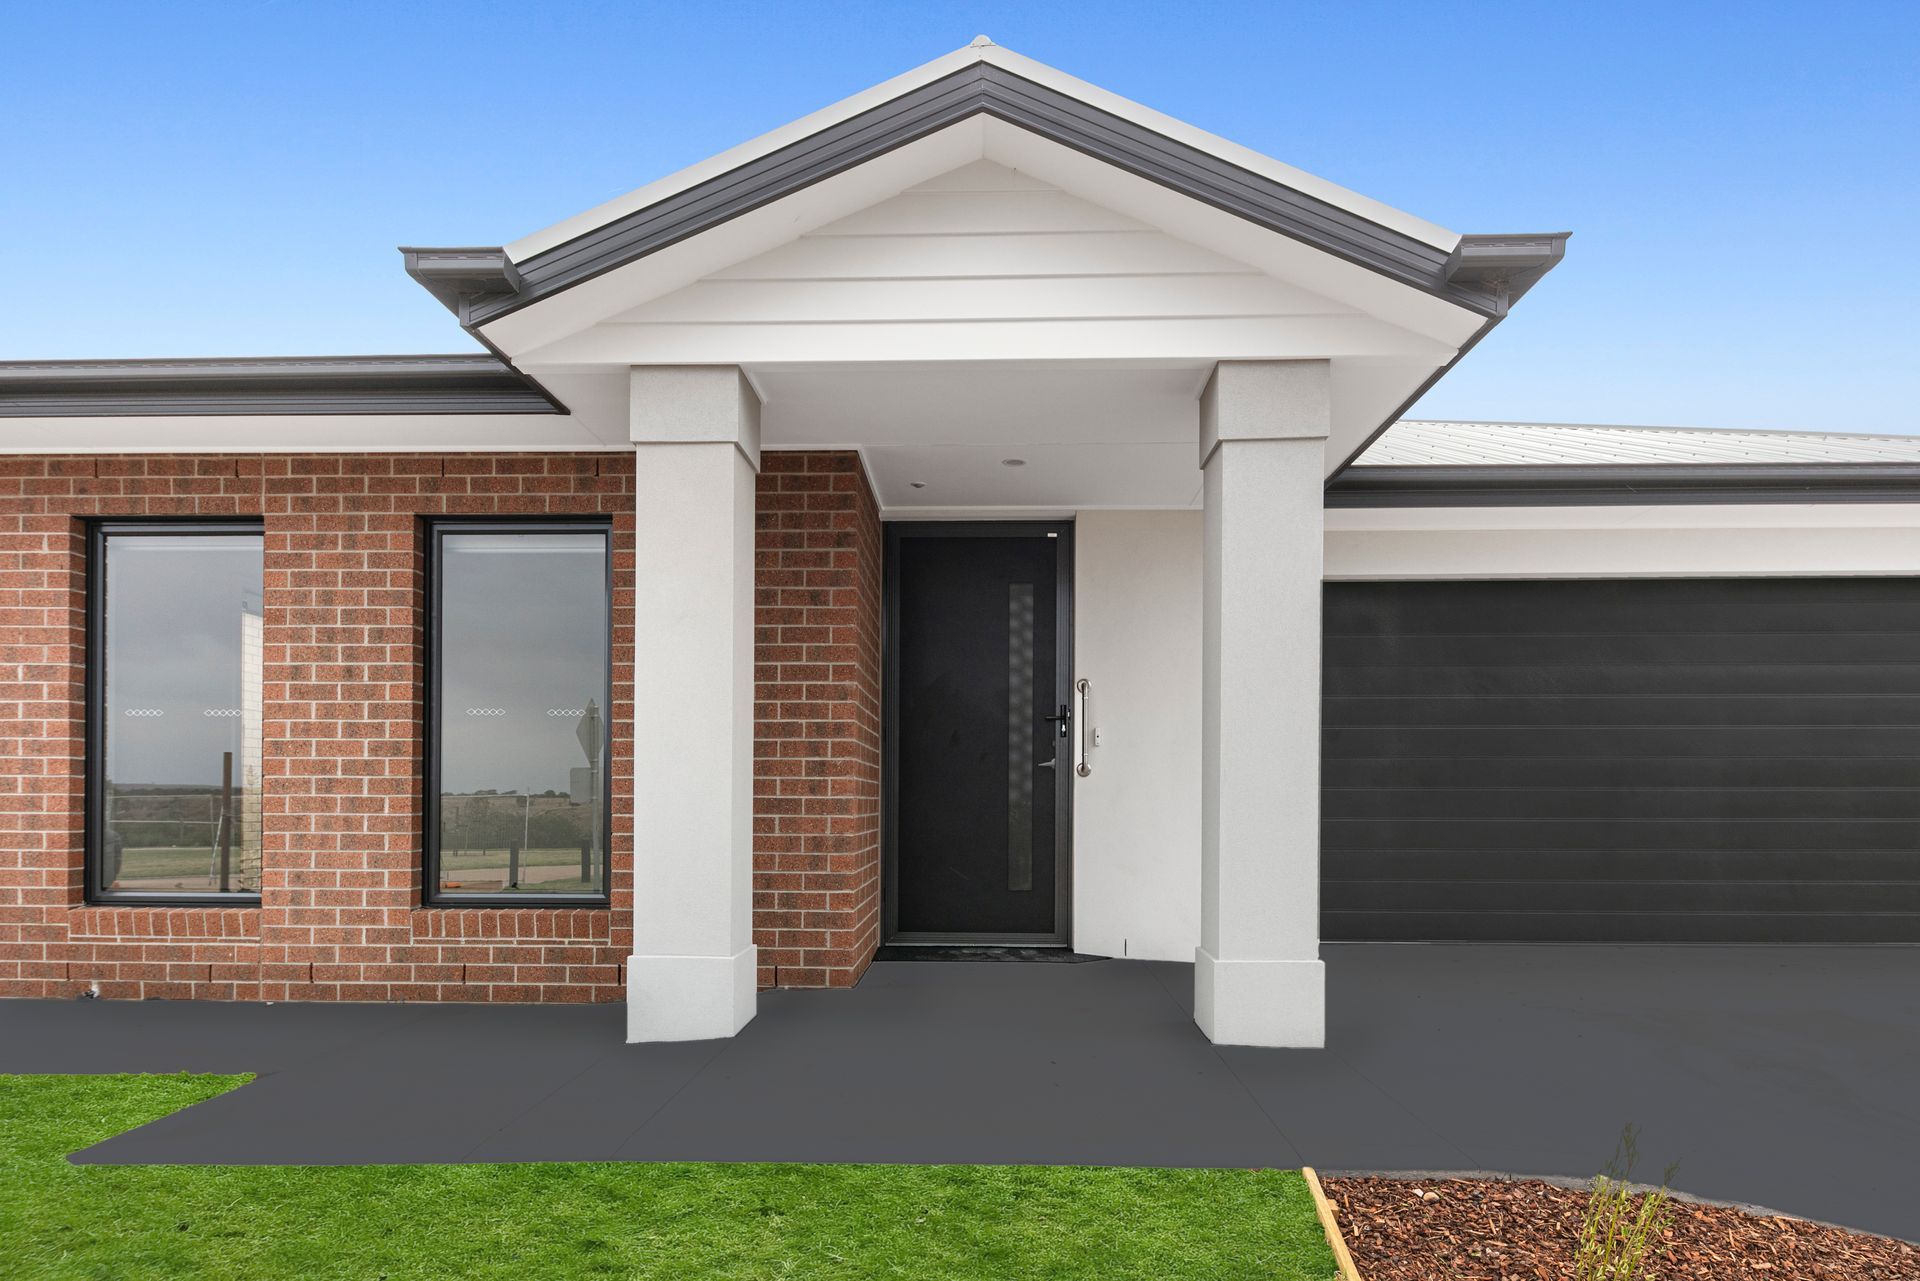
[1193,948,1325,1047]
[626,947,757,1042]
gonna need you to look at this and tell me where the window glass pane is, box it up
[100,532,264,897]
[436,530,608,899]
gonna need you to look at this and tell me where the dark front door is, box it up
[885,522,1073,945]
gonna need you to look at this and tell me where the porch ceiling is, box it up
[754,361,1208,511]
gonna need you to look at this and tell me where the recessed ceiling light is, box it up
[1001,458,1026,467]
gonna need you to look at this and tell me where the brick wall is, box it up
[0,448,885,1004]
[0,453,635,1002]
[753,452,884,988]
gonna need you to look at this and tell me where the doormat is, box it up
[873,946,1105,963]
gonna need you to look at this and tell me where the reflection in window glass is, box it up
[433,528,609,900]
[97,530,265,898]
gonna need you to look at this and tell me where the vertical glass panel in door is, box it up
[435,530,609,899]
[1006,582,1035,892]
[99,532,264,897]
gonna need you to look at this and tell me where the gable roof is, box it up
[403,39,1565,336]
[512,38,1462,262]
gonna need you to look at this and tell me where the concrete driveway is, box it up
[4,944,1915,1241]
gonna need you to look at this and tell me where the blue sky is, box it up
[3,1,1915,430]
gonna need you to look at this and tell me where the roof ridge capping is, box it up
[399,43,1568,333]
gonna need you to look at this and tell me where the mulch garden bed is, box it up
[1321,1175,1920,1280]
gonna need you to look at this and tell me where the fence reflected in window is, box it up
[94,527,264,900]
[431,526,610,902]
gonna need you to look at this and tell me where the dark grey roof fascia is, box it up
[0,354,560,418]
[1325,464,1920,507]
[405,62,1565,332]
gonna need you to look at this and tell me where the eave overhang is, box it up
[0,355,557,418]
[1443,234,1568,307]
[397,249,523,325]
[1325,464,1920,507]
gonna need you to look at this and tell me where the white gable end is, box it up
[515,160,1455,369]
[619,161,1357,324]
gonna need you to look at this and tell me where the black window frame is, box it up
[86,518,268,906]
[423,517,614,908]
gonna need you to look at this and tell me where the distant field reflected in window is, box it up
[94,527,264,900]
[431,527,610,902]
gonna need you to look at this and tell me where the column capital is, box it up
[1198,359,1330,469]
[629,365,762,470]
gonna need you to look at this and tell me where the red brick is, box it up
[0,448,876,1003]
[0,453,640,1004]
[753,452,882,991]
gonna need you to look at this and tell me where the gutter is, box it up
[0,354,563,418]
[1325,463,1920,507]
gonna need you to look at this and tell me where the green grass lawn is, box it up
[116,846,219,877]
[0,1074,1336,1281]
[439,846,594,870]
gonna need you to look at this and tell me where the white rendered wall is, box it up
[1071,510,1204,962]
[1325,504,1920,579]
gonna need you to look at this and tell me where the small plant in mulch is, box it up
[1323,1169,1920,1280]
[1575,1124,1677,1280]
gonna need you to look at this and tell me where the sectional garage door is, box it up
[1322,578,1920,942]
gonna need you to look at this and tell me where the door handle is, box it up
[1073,678,1092,777]
[1041,704,1071,736]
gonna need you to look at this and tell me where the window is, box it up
[89,523,265,902]
[427,522,611,904]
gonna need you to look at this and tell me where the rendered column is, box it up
[626,366,760,1041]
[1194,360,1329,1047]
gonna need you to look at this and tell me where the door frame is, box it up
[882,519,1075,947]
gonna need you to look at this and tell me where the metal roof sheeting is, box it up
[1356,420,1920,467]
